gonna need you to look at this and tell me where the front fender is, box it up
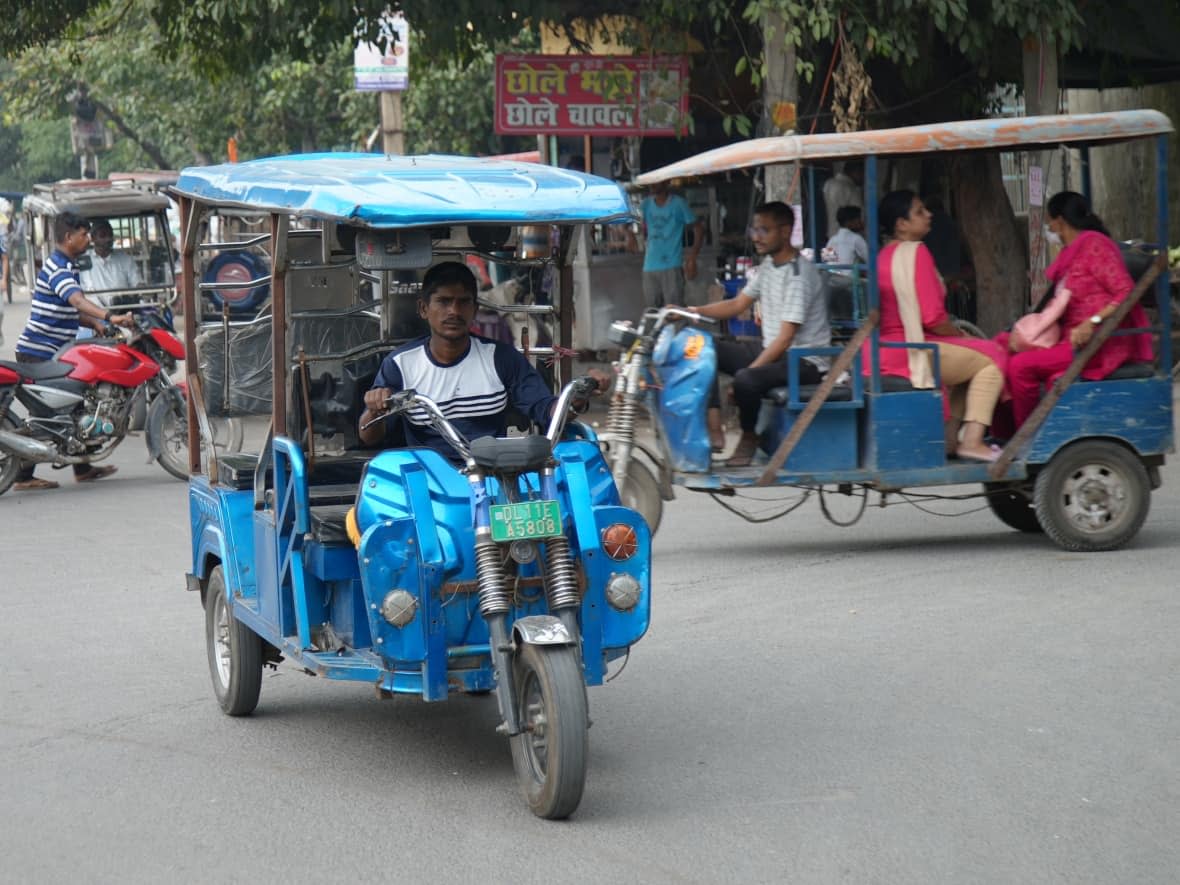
[513,615,575,647]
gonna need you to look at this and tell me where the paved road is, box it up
[2,287,1179,883]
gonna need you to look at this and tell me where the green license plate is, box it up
[489,500,562,542]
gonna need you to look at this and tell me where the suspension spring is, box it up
[474,538,511,617]
[542,534,581,611]
[605,393,638,441]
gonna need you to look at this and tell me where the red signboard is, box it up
[494,54,689,137]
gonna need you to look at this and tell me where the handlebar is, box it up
[365,376,604,469]
[545,375,600,445]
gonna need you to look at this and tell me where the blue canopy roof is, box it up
[174,153,633,228]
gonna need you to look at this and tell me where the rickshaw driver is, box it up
[681,201,831,467]
[359,261,609,460]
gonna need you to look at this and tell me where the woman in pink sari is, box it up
[866,190,1008,462]
[1008,191,1153,427]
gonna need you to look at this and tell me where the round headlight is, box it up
[605,572,642,611]
[601,523,638,560]
[380,589,418,627]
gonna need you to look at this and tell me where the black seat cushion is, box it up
[0,358,74,381]
[469,435,552,471]
[879,374,915,392]
[1086,361,1154,381]
[764,384,854,407]
[310,504,353,544]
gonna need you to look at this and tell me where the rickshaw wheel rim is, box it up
[519,670,549,779]
[1060,463,1128,531]
[213,592,232,687]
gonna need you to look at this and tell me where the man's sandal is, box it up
[14,478,60,491]
[75,465,118,483]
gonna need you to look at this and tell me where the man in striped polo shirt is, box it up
[12,210,134,490]
[359,261,607,461]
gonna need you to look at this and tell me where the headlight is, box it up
[605,572,642,611]
[380,589,418,627]
[601,523,638,560]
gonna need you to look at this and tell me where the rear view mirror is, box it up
[355,229,432,270]
[75,253,93,270]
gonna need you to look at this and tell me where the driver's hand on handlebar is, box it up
[109,312,135,328]
[571,368,614,412]
[363,387,393,414]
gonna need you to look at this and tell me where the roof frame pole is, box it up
[1156,134,1171,373]
[179,194,202,475]
[1079,145,1092,204]
[865,153,881,395]
[270,212,290,438]
[807,165,818,252]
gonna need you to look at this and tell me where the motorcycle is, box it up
[0,311,243,493]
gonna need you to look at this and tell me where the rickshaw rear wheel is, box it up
[205,566,263,716]
[508,643,588,819]
[618,460,663,535]
[1033,441,1151,552]
[984,482,1043,533]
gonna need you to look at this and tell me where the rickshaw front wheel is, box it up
[508,643,589,819]
[618,459,663,535]
[1033,441,1151,552]
[205,566,263,716]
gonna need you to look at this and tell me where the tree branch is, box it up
[87,96,172,169]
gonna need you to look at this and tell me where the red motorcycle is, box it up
[0,312,242,493]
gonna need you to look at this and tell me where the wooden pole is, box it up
[756,311,878,485]
[380,91,405,155]
[988,255,1165,480]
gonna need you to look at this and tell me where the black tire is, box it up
[204,566,263,716]
[0,413,23,496]
[984,482,1043,533]
[617,459,663,535]
[508,643,589,819]
[1033,441,1151,552]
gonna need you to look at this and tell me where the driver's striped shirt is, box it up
[16,249,85,360]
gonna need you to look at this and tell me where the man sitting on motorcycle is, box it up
[12,210,134,491]
[684,201,831,467]
[359,261,607,460]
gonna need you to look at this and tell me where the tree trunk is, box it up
[759,7,798,202]
[1066,84,1180,242]
[952,152,1028,334]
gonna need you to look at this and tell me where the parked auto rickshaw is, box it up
[603,110,1173,552]
[175,154,650,819]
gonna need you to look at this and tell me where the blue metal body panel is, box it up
[174,154,633,228]
[1023,377,1174,464]
[651,325,716,472]
[862,391,946,471]
[187,434,650,700]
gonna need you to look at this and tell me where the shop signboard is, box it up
[494,54,689,136]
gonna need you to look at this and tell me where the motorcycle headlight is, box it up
[605,572,642,612]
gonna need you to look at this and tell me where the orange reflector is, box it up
[601,523,638,560]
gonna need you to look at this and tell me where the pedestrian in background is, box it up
[640,181,704,309]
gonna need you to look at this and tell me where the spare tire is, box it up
[204,251,270,314]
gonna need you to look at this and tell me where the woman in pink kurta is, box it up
[864,190,1008,461]
[1008,191,1153,427]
